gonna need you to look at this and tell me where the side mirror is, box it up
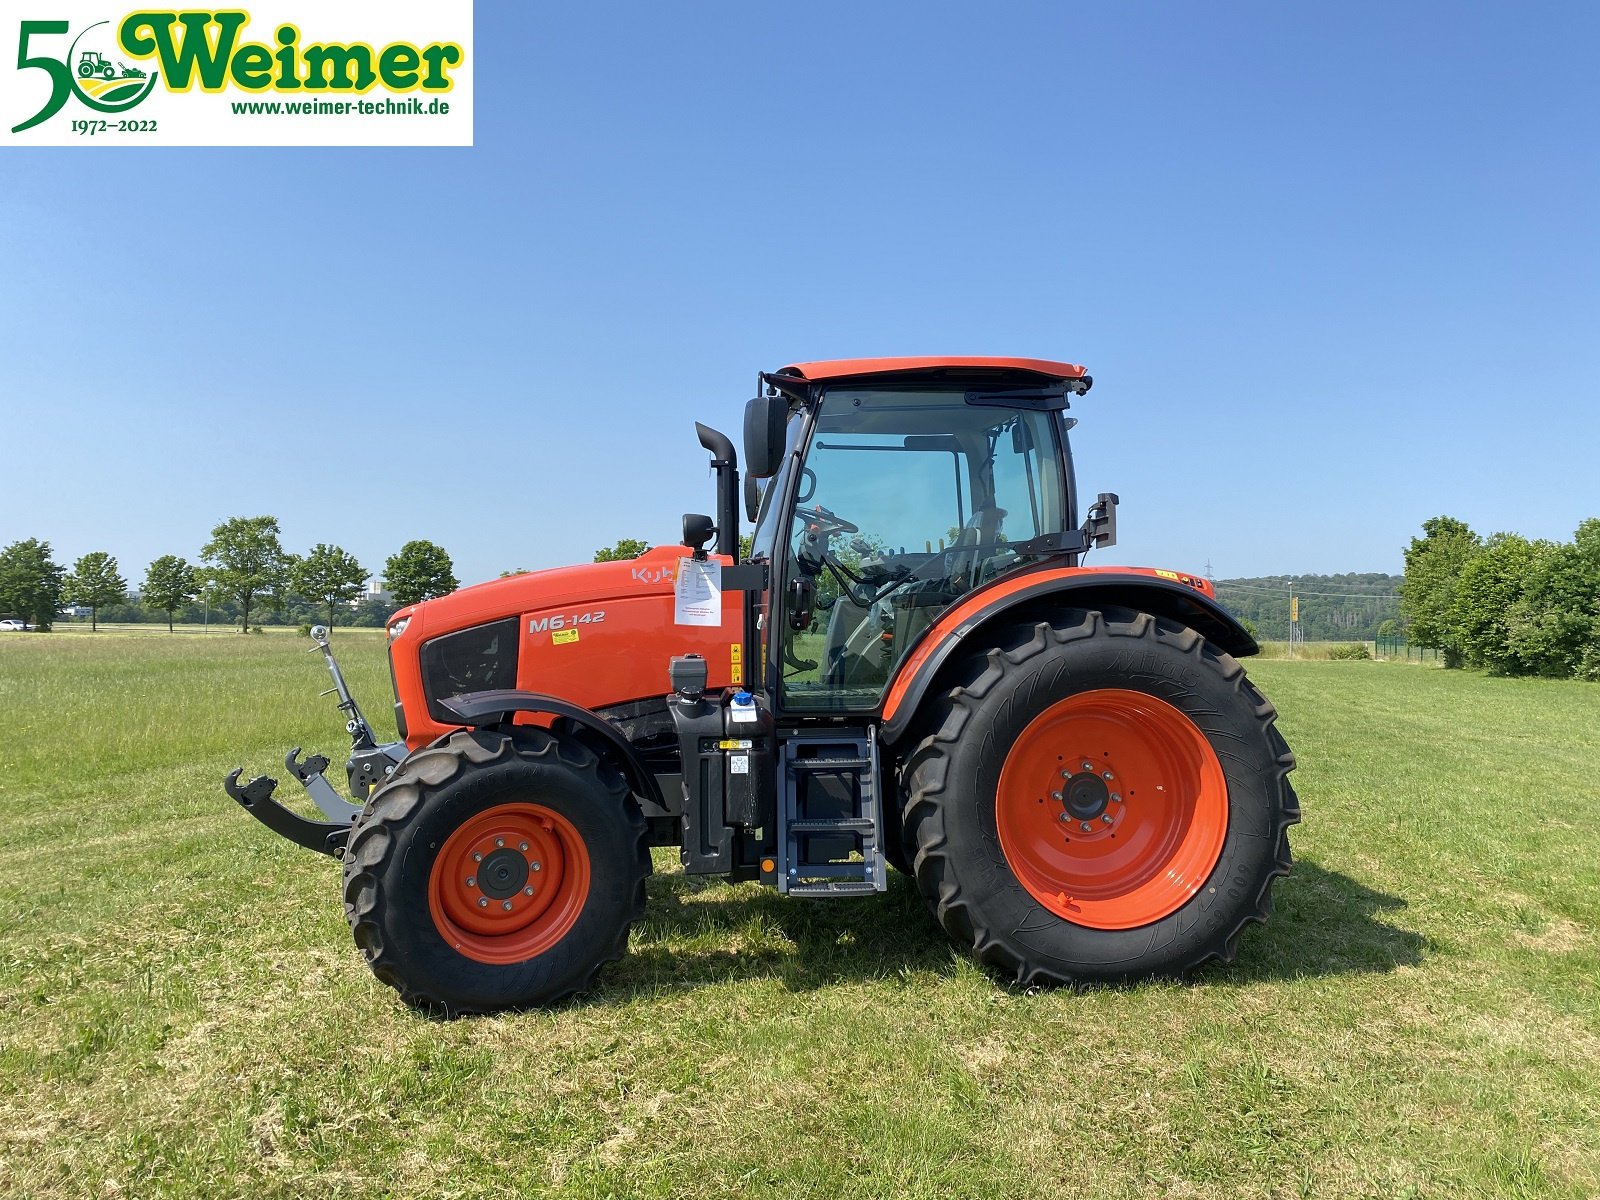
[744,472,762,523]
[788,574,816,630]
[743,393,787,479]
[682,513,716,557]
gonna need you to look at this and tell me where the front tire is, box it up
[342,728,649,1015]
[902,609,1298,984]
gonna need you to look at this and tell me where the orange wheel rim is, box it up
[428,803,590,964]
[995,688,1228,930]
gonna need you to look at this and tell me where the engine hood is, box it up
[389,544,698,641]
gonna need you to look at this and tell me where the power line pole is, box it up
[1288,578,1302,656]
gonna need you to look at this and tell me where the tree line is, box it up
[0,517,460,633]
[1214,573,1402,642]
[1400,516,1600,679]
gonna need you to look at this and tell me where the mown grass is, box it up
[0,633,1596,1198]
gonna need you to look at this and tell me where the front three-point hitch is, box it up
[224,625,408,857]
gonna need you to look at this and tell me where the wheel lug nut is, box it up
[1111,793,1122,803]
[472,852,482,862]
[519,841,529,852]
[1050,791,1064,802]
[495,838,504,848]
[477,897,488,908]
[523,886,534,896]
[531,862,541,872]
[1081,761,1094,772]
[1102,814,1114,824]
[1058,813,1070,823]
[501,900,513,911]
[1079,821,1092,833]
[466,877,476,888]
[1103,771,1114,781]
[1061,769,1072,778]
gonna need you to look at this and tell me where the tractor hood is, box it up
[387,545,695,642]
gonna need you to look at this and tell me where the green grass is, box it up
[1,633,1597,1198]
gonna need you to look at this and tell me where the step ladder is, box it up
[776,727,887,897]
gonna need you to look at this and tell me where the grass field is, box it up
[1,632,1597,1199]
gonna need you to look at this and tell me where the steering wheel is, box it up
[799,504,859,536]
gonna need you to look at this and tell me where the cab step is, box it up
[776,728,887,897]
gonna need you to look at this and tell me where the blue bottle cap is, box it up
[733,691,753,704]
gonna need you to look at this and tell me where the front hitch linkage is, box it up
[224,625,408,857]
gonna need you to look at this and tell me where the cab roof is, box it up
[778,356,1088,383]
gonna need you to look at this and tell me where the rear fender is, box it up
[438,689,666,812]
[879,569,1257,745]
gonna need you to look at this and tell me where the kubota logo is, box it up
[631,565,674,585]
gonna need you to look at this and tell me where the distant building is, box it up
[351,578,393,608]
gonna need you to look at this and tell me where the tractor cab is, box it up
[739,360,1099,714]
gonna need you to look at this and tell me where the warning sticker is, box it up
[730,754,749,775]
[552,628,580,645]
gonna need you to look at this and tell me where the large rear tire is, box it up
[342,727,649,1015]
[902,609,1298,984]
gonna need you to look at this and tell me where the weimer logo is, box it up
[3,4,473,146]
[12,19,161,131]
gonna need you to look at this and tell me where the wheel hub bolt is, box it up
[1051,791,1064,802]
[466,877,476,888]
[1111,793,1122,803]
[1103,771,1115,781]
[531,862,541,872]
[501,900,513,911]
[472,852,482,862]
[518,842,529,852]
[495,838,505,848]
[1079,821,1092,832]
[1058,813,1071,823]
[523,886,534,896]
[1081,761,1094,772]
[1102,814,1114,825]
[477,897,488,908]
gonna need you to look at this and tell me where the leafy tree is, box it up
[385,540,458,606]
[1449,534,1551,675]
[593,538,651,563]
[1504,518,1600,679]
[1400,517,1481,668]
[145,555,199,632]
[291,543,368,629]
[64,552,127,632]
[0,538,65,631]
[200,515,290,633]
[1376,618,1402,639]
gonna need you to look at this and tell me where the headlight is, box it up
[388,617,411,641]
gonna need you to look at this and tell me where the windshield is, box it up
[780,387,1067,711]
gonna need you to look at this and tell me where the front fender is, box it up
[438,689,666,812]
[879,567,1256,745]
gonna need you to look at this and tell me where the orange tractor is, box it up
[226,356,1298,1014]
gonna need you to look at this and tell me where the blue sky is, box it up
[2,1,1596,590]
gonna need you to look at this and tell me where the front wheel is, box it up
[902,609,1298,984]
[342,728,649,1014]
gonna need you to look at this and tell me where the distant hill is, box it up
[1214,573,1402,642]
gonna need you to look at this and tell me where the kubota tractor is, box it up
[226,356,1298,1014]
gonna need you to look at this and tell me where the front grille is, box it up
[419,618,519,724]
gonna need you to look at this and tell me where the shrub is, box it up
[1329,643,1371,660]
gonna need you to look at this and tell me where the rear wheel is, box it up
[342,728,649,1014]
[902,608,1298,983]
